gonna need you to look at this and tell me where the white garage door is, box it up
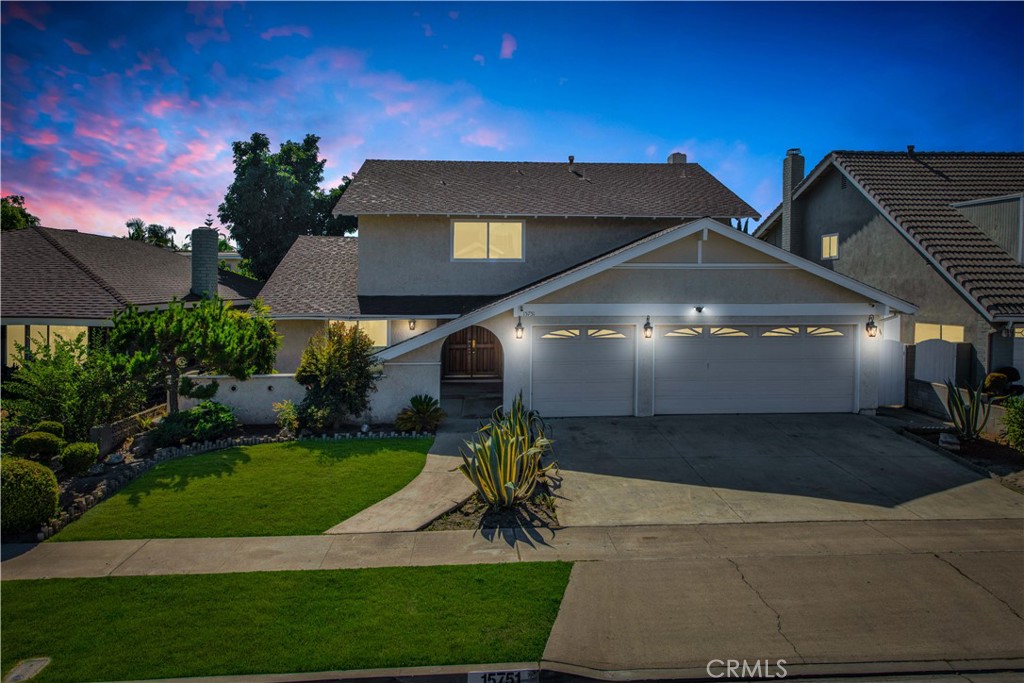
[532,325,636,417]
[655,324,856,414]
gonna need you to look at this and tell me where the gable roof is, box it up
[1,226,262,323]
[377,218,917,361]
[754,151,1024,320]
[334,159,760,219]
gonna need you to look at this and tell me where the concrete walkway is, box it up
[324,421,477,534]
[3,518,1020,580]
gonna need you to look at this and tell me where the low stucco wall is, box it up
[906,379,1007,438]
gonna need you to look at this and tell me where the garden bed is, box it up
[908,428,1024,491]
[425,479,561,531]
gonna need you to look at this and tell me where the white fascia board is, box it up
[522,303,881,317]
[951,193,1024,208]
[378,217,914,360]
[269,313,459,321]
[0,317,112,327]
[832,163,994,323]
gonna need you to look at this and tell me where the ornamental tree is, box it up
[2,195,41,231]
[109,298,280,413]
[295,322,378,430]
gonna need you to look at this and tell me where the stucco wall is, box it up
[274,319,326,373]
[794,166,992,379]
[181,375,306,424]
[357,215,687,296]
[957,197,1021,260]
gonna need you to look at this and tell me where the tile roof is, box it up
[1,226,262,321]
[756,151,1024,319]
[258,236,360,317]
[334,159,760,219]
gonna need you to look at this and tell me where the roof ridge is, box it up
[31,226,130,306]
[832,150,1024,156]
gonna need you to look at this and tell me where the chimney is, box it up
[567,155,575,173]
[907,144,915,156]
[667,152,687,164]
[190,227,219,298]
[781,148,805,253]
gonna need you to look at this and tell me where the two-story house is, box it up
[754,149,1024,384]
[259,155,916,420]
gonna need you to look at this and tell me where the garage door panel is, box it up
[655,325,855,414]
[532,360,634,382]
[531,325,635,417]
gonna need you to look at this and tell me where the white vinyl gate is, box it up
[877,339,906,406]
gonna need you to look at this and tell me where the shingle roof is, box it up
[258,236,360,317]
[334,159,760,219]
[836,152,1024,319]
[756,151,1024,319]
[1,226,262,321]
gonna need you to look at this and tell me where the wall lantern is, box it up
[408,319,416,331]
[865,314,878,338]
[515,317,524,339]
[643,316,653,339]
[694,306,704,313]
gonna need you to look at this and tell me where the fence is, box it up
[913,339,970,384]
[877,339,906,406]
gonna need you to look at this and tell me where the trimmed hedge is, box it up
[1004,396,1024,453]
[61,442,100,477]
[1,457,59,533]
[11,431,65,461]
[152,401,237,448]
[31,421,66,439]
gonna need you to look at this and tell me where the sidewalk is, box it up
[2,518,1021,580]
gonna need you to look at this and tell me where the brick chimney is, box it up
[667,152,687,164]
[781,148,805,253]
[190,227,219,298]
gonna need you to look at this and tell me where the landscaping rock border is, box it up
[35,430,432,541]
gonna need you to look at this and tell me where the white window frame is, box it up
[450,219,525,262]
[821,233,839,260]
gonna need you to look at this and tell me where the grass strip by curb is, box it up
[53,438,430,540]
[1,562,573,683]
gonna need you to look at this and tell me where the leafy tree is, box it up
[2,195,40,231]
[2,333,149,441]
[124,217,177,249]
[218,132,356,280]
[295,323,378,431]
[109,298,280,413]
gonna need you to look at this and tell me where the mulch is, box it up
[912,429,1024,490]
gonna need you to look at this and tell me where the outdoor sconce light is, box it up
[694,306,704,313]
[643,316,653,339]
[865,315,878,338]
[408,319,416,331]
[515,317,524,339]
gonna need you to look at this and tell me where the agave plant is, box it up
[945,379,991,441]
[395,394,447,433]
[481,392,549,447]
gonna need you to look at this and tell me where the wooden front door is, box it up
[443,326,502,379]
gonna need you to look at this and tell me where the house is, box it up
[253,155,916,421]
[754,149,1024,385]
[0,225,261,373]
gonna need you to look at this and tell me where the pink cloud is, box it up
[449,11,459,20]
[126,50,177,77]
[109,35,127,50]
[63,39,91,55]
[24,130,59,146]
[473,54,485,66]
[260,24,311,40]
[68,149,102,166]
[73,114,122,146]
[385,101,415,116]
[461,126,507,151]
[422,23,433,37]
[144,98,192,118]
[166,140,226,175]
[500,33,517,59]
[2,2,48,31]
[6,54,28,73]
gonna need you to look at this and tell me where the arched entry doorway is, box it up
[440,325,503,418]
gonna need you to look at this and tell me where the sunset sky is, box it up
[2,1,1022,238]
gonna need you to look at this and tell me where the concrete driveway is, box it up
[549,414,1023,526]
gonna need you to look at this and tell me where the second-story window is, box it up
[821,233,839,260]
[452,220,524,261]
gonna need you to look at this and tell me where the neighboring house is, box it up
[256,155,916,421]
[218,251,243,273]
[754,149,1024,383]
[1,226,261,373]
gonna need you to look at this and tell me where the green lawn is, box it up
[1,563,573,683]
[54,438,430,540]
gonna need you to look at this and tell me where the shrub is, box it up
[458,394,556,509]
[191,401,238,442]
[151,401,237,448]
[1003,396,1024,453]
[11,431,65,461]
[31,421,65,439]
[61,442,100,477]
[273,400,299,434]
[296,322,379,430]
[945,380,991,442]
[1,457,59,533]
[395,395,446,433]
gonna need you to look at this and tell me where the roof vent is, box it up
[667,152,687,164]
[907,144,915,156]
[568,155,575,173]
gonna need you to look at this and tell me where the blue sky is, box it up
[2,1,1022,236]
